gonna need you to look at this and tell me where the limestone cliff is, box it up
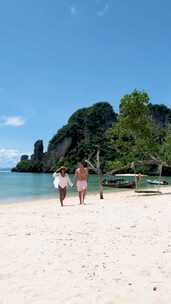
[12,102,116,172]
[31,140,44,161]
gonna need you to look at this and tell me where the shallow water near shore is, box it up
[0,172,101,203]
[0,170,171,203]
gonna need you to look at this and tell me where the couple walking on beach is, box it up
[53,163,88,207]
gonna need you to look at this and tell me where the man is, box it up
[75,162,88,205]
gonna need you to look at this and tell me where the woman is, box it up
[53,166,73,207]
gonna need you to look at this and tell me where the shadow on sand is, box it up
[134,191,171,197]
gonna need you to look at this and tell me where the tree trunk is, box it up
[98,171,104,199]
[96,149,104,199]
[85,147,104,199]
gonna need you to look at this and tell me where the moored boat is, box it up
[102,174,136,189]
[146,179,168,185]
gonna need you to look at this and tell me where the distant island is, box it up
[12,90,171,175]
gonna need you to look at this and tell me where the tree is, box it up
[163,124,171,165]
[108,90,160,165]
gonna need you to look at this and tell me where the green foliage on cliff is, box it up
[48,102,116,150]
[12,160,43,173]
[163,124,171,165]
[149,103,171,127]
[48,102,117,170]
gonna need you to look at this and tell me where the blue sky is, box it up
[0,0,171,167]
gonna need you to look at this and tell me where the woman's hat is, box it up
[56,166,66,173]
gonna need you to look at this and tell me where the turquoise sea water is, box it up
[0,170,171,203]
[0,171,100,203]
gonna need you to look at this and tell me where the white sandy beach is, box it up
[0,188,171,304]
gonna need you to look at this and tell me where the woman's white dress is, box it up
[53,173,73,189]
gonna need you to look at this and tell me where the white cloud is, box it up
[0,148,21,167]
[97,3,109,16]
[0,148,31,168]
[0,116,25,127]
[70,5,77,15]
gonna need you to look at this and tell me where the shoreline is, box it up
[1,185,171,206]
[0,187,134,206]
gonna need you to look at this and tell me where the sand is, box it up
[0,187,171,304]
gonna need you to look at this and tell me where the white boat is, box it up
[146,179,168,185]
